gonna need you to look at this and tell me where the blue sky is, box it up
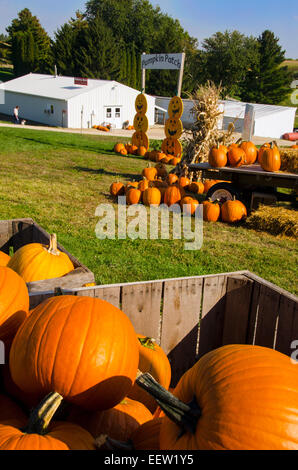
[0,0,297,58]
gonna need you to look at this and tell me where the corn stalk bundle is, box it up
[175,82,236,177]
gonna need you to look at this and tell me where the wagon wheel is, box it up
[206,182,240,204]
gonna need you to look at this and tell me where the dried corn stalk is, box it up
[175,81,236,176]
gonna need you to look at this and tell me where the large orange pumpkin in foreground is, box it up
[136,344,298,450]
[7,234,74,283]
[0,266,29,348]
[0,392,96,450]
[0,251,10,267]
[9,295,139,411]
[239,140,258,164]
[260,142,281,172]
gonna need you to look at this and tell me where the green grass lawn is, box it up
[0,126,297,294]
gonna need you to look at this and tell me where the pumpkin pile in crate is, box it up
[0,268,298,450]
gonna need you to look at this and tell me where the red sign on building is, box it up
[74,77,88,86]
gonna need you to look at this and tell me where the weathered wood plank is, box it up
[222,276,254,346]
[198,275,227,358]
[121,282,163,340]
[11,219,34,252]
[253,284,280,349]
[26,268,95,293]
[91,286,121,310]
[245,281,261,345]
[275,296,298,357]
[160,277,202,387]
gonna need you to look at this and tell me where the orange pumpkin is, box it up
[138,178,150,193]
[221,198,247,223]
[114,143,125,154]
[0,266,29,349]
[0,392,96,450]
[142,166,158,182]
[208,145,228,168]
[126,187,142,205]
[9,295,139,411]
[291,144,298,149]
[164,185,184,207]
[136,146,147,157]
[110,182,125,198]
[257,143,271,163]
[202,200,220,222]
[0,251,10,267]
[7,234,74,283]
[167,174,179,185]
[240,140,258,164]
[188,181,204,195]
[260,142,281,172]
[128,336,171,413]
[180,197,199,216]
[169,156,180,166]
[178,176,190,190]
[227,147,246,167]
[155,163,168,178]
[67,397,153,441]
[142,187,161,207]
[130,145,139,155]
[203,180,217,194]
[137,345,298,450]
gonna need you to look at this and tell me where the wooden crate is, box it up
[29,270,298,387]
[0,218,95,292]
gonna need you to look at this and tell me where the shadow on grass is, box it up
[73,166,142,180]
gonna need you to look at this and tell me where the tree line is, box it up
[1,0,293,105]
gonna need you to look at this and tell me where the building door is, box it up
[104,106,122,128]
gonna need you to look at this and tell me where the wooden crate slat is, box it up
[90,286,121,310]
[121,282,163,340]
[0,220,12,253]
[222,276,254,346]
[245,281,261,345]
[253,284,281,349]
[160,277,203,387]
[11,219,34,252]
[26,268,95,293]
[198,275,227,358]
[275,296,298,357]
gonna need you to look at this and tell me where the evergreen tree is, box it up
[130,45,137,89]
[7,8,52,76]
[240,30,292,104]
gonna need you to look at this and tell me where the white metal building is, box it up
[0,73,157,129]
[155,96,297,139]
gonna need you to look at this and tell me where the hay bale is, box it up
[280,148,298,174]
[245,204,298,238]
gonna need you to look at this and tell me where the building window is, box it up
[50,105,54,114]
[115,108,121,118]
[106,108,112,118]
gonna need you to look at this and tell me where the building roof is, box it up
[219,100,296,120]
[1,73,118,100]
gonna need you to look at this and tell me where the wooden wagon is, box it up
[29,270,298,387]
[0,218,95,292]
[188,162,298,210]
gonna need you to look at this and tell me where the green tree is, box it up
[240,30,292,104]
[7,8,52,76]
[73,15,121,80]
[199,30,259,98]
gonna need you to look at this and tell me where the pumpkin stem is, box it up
[136,372,201,435]
[95,434,134,451]
[47,234,59,256]
[23,392,63,435]
[138,336,156,350]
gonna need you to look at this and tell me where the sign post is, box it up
[242,104,255,141]
[141,52,185,97]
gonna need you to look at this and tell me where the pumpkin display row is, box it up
[0,266,298,450]
[110,164,247,223]
[209,140,282,172]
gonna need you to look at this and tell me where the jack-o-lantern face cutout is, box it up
[168,96,184,119]
[133,113,149,133]
[161,137,182,158]
[135,94,148,115]
[132,131,149,150]
[165,117,183,140]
